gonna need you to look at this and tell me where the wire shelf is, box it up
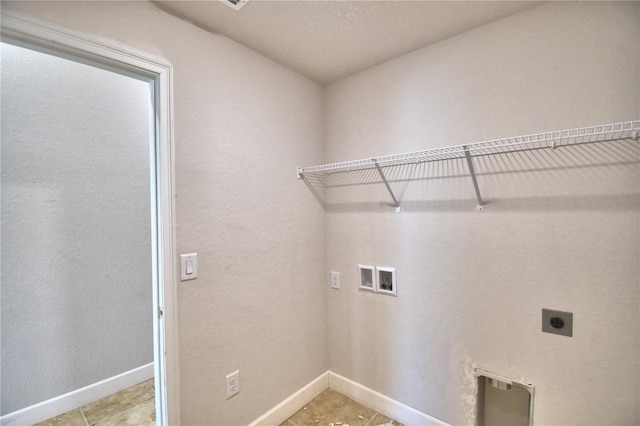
[297,120,640,212]
[299,120,639,176]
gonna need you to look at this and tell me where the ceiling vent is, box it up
[221,0,249,11]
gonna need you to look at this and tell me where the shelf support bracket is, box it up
[373,160,401,213]
[463,146,484,212]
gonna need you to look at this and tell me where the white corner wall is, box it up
[0,1,327,425]
[1,42,153,415]
[324,2,639,425]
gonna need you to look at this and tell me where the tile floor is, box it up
[38,384,398,426]
[281,389,403,426]
[35,379,155,426]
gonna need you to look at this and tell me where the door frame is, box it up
[1,12,180,425]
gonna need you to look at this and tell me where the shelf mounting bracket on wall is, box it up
[463,146,484,212]
[373,159,401,213]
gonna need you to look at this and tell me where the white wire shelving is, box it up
[297,120,640,212]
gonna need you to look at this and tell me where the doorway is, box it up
[0,13,177,426]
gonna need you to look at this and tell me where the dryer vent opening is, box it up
[221,0,250,11]
[476,369,534,426]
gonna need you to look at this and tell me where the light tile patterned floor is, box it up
[281,389,403,426]
[35,379,155,426]
[38,383,399,426]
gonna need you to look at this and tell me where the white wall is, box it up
[324,2,639,425]
[0,42,153,414]
[1,1,327,424]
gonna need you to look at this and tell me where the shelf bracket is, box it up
[373,159,401,213]
[463,146,484,212]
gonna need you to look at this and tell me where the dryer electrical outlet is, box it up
[542,308,573,337]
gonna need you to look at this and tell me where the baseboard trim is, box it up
[0,362,154,426]
[249,371,329,426]
[250,370,451,426]
[328,371,451,426]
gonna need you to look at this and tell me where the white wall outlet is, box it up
[180,253,198,281]
[226,370,239,399]
[331,271,340,289]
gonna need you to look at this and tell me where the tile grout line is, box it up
[364,412,377,426]
[80,407,90,426]
[367,412,390,426]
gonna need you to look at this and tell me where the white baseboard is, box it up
[328,371,451,426]
[0,362,154,426]
[249,371,329,426]
[250,370,450,426]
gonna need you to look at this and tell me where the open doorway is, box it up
[1,13,177,426]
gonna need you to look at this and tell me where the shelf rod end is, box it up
[297,167,303,180]
[631,131,639,141]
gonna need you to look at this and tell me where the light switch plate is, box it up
[180,253,198,281]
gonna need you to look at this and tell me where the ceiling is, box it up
[154,0,542,84]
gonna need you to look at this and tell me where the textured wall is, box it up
[1,1,327,424]
[324,2,639,425]
[1,43,153,414]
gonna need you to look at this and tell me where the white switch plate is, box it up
[226,370,239,399]
[180,253,198,281]
[331,271,340,289]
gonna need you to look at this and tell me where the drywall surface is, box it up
[1,2,327,424]
[1,43,153,413]
[324,2,639,425]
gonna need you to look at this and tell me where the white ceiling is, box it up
[154,0,542,83]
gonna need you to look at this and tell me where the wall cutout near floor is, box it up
[475,369,534,426]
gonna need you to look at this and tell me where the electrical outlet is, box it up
[542,309,573,337]
[331,271,340,289]
[226,370,239,399]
